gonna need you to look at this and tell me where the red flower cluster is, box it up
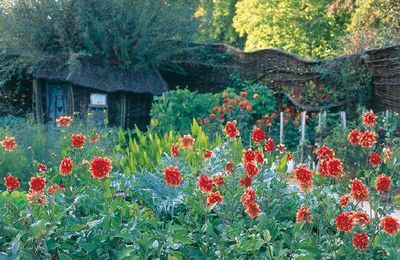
[245,162,259,178]
[251,127,266,143]
[368,152,381,167]
[242,149,256,163]
[294,164,313,191]
[314,145,335,161]
[89,157,113,179]
[203,149,213,159]
[254,150,264,164]
[47,184,65,195]
[352,233,369,250]
[170,143,179,157]
[336,212,354,232]
[199,174,214,193]
[1,136,16,152]
[225,120,240,139]
[314,146,344,178]
[375,174,391,191]
[349,178,369,202]
[163,166,182,187]
[38,163,47,173]
[380,216,399,235]
[358,130,377,148]
[362,111,378,126]
[180,134,195,148]
[56,116,72,127]
[206,191,223,206]
[264,138,275,152]
[240,187,256,206]
[59,157,73,176]
[211,174,225,187]
[339,194,352,207]
[245,202,261,218]
[296,205,312,223]
[352,211,370,226]
[239,176,253,187]
[4,175,20,191]
[71,134,86,149]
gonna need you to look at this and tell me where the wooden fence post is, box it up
[340,111,347,128]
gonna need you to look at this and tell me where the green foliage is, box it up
[0,0,197,77]
[233,0,350,58]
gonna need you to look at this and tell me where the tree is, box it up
[0,0,198,75]
[233,0,350,58]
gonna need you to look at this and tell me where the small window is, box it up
[90,93,107,107]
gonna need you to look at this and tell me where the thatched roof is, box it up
[29,59,168,95]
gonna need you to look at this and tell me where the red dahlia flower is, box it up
[240,187,256,206]
[350,178,369,202]
[163,166,182,187]
[376,175,391,192]
[251,127,266,143]
[368,152,381,167]
[317,160,329,177]
[56,116,72,127]
[314,145,335,161]
[27,191,46,205]
[296,205,312,223]
[203,149,213,159]
[352,211,370,226]
[242,149,256,163]
[380,216,399,235]
[207,191,223,206]
[339,194,352,207]
[47,184,65,195]
[59,157,73,176]
[38,163,47,173]
[198,174,213,193]
[294,164,312,186]
[225,161,235,175]
[1,136,16,151]
[29,176,46,192]
[348,129,361,145]
[362,111,378,127]
[89,157,113,179]
[264,138,275,152]
[245,162,259,178]
[359,131,377,148]
[225,120,240,139]
[240,176,253,187]
[4,175,20,191]
[254,150,264,164]
[326,157,344,176]
[245,202,261,218]
[211,174,225,187]
[170,143,179,157]
[352,233,369,250]
[71,133,86,149]
[180,134,195,148]
[336,212,354,232]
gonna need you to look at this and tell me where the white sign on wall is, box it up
[90,93,107,106]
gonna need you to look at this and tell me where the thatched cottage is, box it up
[29,59,168,128]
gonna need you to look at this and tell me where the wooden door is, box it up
[46,82,68,124]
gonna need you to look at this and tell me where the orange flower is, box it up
[198,174,214,193]
[380,216,399,235]
[296,205,312,223]
[180,134,195,148]
[225,121,240,139]
[29,176,46,192]
[59,157,73,176]
[206,191,223,206]
[352,233,369,250]
[240,92,248,98]
[1,136,16,152]
[245,202,261,218]
[251,127,266,143]
[376,175,391,191]
[211,174,225,187]
[314,145,335,161]
[38,163,47,173]
[358,130,377,148]
[362,111,378,126]
[246,105,253,111]
[347,128,361,145]
[4,175,20,191]
[240,187,256,206]
[245,162,259,178]
[71,133,86,149]
[47,184,65,195]
[170,143,179,157]
[368,152,381,167]
[27,191,47,205]
[336,212,354,232]
[350,178,369,202]
[89,157,113,180]
[264,138,275,152]
[56,116,72,127]
[339,194,352,207]
[203,149,213,159]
